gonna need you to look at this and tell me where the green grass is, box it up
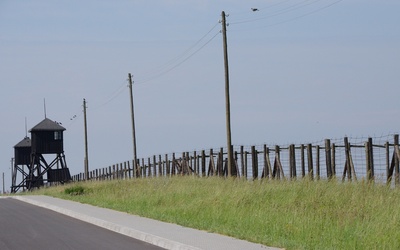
[28,177,400,249]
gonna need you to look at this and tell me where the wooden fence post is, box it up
[343,137,357,181]
[307,144,314,180]
[263,145,273,179]
[234,150,239,178]
[201,150,206,177]
[261,145,268,179]
[251,146,258,180]
[244,150,248,179]
[365,137,374,181]
[395,135,400,186]
[193,151,197,175]
[316,145,320,180]
[217,148,224,176]
[385,141,390,182]
[123,162,126,179]
[331,143,336,176]
[152,155,156,177]
[289,144,296,179]
[181,152,186,175]
[388,134,400,185]
[301,144,305,178]
[187,152,193,175]
[208,149,215,176]
[240,146,245,178]
[325,139,332,179]
[141,158,145,177]
[147,157,151,177]
[343,137,351,181]
[171,153,176,176]
[273,145,284,179]
[165,154,169,176]
[158,155,162,176]
[127,161,131,179]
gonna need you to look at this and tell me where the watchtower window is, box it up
[54,131,62,140]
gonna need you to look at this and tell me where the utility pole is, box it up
[2,172,5,194]
[83,98,89,180]
[221,11,233,177]
[128,73,138,177]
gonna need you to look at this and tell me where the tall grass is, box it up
[31,177,400,249]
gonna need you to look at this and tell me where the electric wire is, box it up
[229,0,343,31]
[141,22,219,78]
[227,0,293,17]
[67,0,342,114]
[136,22,220,84]
[91,81,127,111]
[230,0,325,25]
[66,23,221,115]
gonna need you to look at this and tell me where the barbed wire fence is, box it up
[72,133,400,186]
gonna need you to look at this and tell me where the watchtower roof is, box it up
[14,137,31,148]
[29,118,66,132]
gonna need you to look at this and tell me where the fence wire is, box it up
[72,134,400,186]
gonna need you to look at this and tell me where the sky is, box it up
[1,0,399,192]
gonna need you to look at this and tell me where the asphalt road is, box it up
[0,198,164,250]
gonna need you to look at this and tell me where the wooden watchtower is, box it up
[27,118,71,190]
[11,137,31,193]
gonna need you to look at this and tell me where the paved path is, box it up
[10,195,281,250]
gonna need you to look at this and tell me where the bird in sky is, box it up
[251,8,259,12]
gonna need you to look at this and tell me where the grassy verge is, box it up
[29,177,400,249]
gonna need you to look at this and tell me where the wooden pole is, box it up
[221,11,233,177]
[83,98,89,180]
[128,73,138,178]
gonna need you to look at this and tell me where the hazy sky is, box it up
[1,0,399,191]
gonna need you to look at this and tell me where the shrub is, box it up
[64,185,85,195]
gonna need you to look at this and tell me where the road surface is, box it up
[0,198,164,250]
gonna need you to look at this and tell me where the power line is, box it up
[230,0,318,25]
[76,23,220,112]
[91,81,127,111]
[227,0,293,17]
[64,1,342,123]
[136,23,220,85]
[66,80,127,126]
[230,0,342,28]
[140,22,219,79]
[137,31,220,85]
[253,0,343,29]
